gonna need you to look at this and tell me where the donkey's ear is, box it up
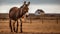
[24,1,26,4]
[27,1,30,6]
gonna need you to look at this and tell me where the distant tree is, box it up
[35,9,45,15]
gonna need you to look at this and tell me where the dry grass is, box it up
[0,19,60,34]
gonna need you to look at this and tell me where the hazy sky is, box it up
[0,0,60,13]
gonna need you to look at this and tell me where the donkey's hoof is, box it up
[11,31,13,32]
[19,31,23,33]
[16,32,18,33]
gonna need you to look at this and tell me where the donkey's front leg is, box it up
[20,19,23,33]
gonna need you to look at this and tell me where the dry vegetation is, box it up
[0,18,60,34]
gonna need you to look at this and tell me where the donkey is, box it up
[9,1,30,33]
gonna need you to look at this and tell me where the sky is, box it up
[0,0,60,13]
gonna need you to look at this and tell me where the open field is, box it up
[0,13,60,34]
[0,19,60,34]
[0,32,60,34]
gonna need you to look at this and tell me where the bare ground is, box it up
[0,32,60,34]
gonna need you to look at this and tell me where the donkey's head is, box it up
[19,1,30,18]
[22,1,30,14]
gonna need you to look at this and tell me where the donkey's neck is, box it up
[21,11,26,17]
[19,9,26,18]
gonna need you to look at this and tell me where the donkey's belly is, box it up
[10,15,17,21]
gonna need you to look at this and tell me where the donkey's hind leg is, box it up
[15,20,19,33]
[9,19,13,32]
[13,21,16,32]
